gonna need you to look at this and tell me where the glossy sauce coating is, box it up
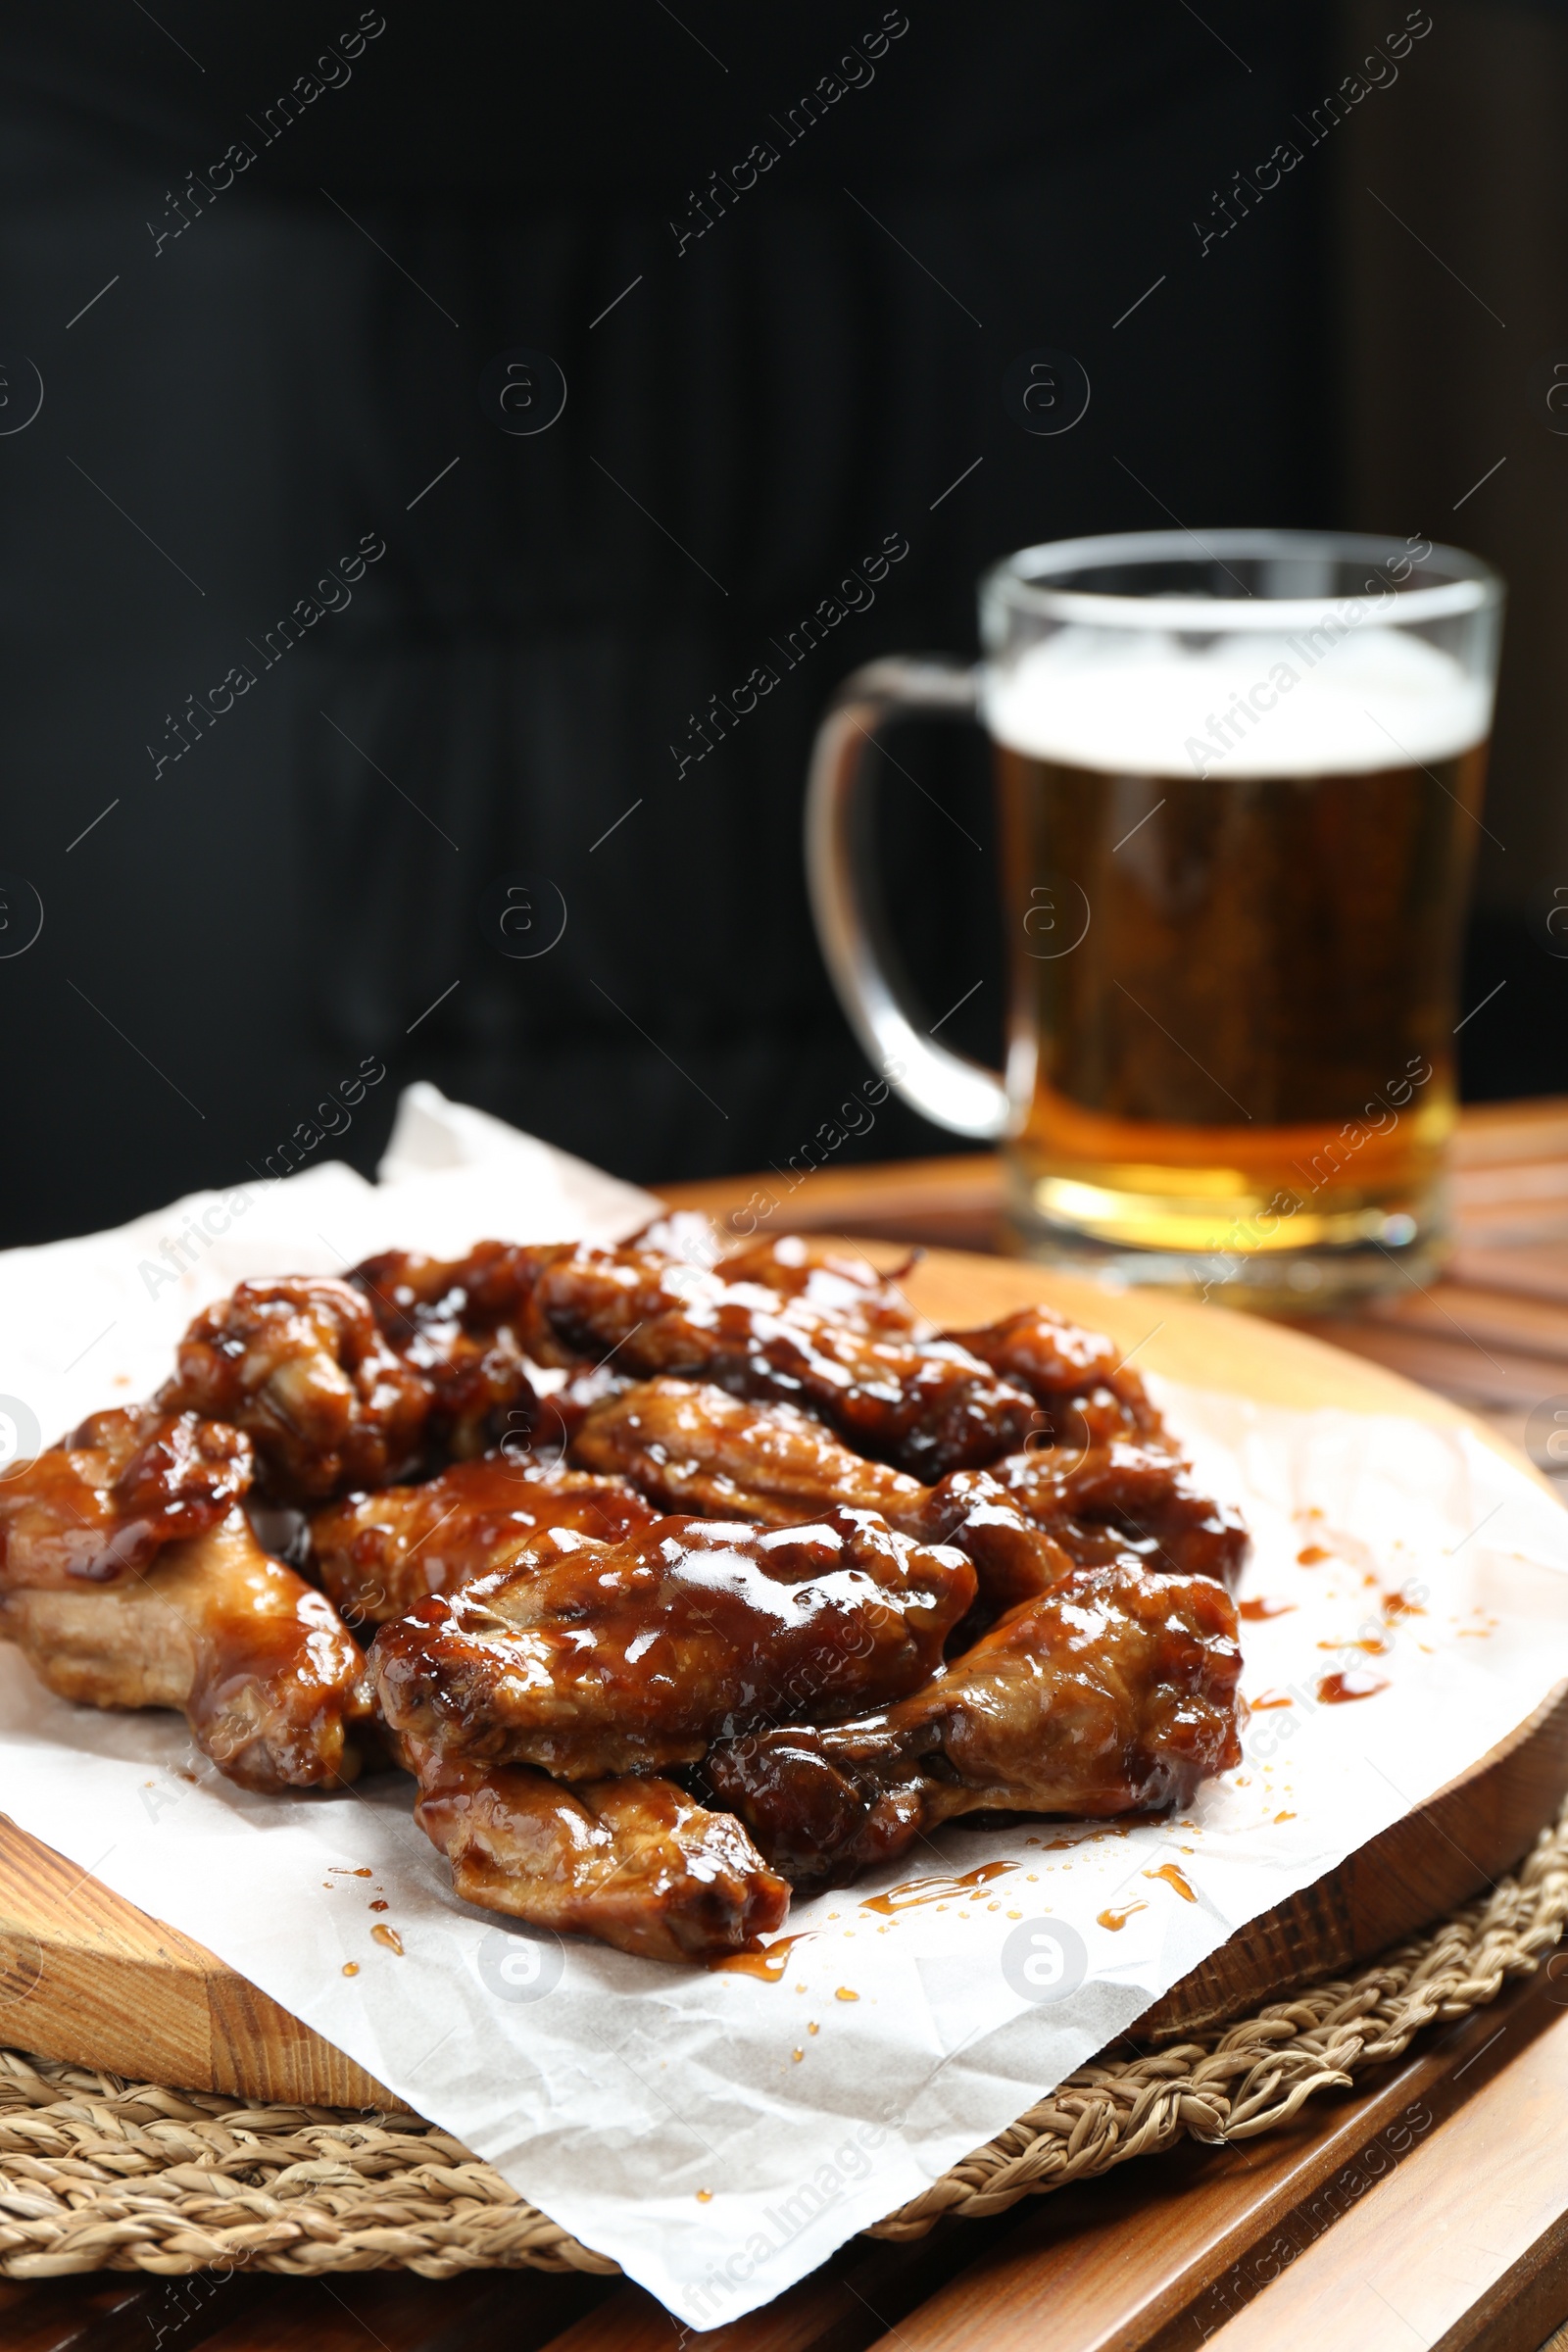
[2,1230,1253,1963]
[987,1438,1250,1589]
[370,1506,977,1780]
[944,1303,1162,1450]
[0,1408,253,1589]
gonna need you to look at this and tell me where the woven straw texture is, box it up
[0,1802,1564,2279]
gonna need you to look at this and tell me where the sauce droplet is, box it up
[1383,1588,1426,1619]
[369,1898,389,1912]
[808,2021,819,2035]
[1144,1863,1197,1902]
[696,2188,712,2202]
[1238,1596,1297,1621]
[1318,1669,1389,1703]
[1297,1544,1332,1565]
[1275,1810,1297,1822]
[353,1868,372,1878]
[791,2048,805,2062]
[835,1986,858,2002]
[341,1961,360,1977]
[370,1923,404,1954]
[1097,1900,1149,1932]
[1250,1688,1293,1710]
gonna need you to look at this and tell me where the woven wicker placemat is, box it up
[1,1802,1565,2280]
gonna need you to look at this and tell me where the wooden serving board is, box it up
[0,1245,1562,2107]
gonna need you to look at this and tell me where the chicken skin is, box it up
[403,1734,787,1963]
[0,1507,368,1789]
[351,1247,545,1461]
[0,1407,254,1590]
[310,1451,661,1627]
[370,1508,976,1781]
[707,1560,1243,1886]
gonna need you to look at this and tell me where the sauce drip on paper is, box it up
[860,1861,1018,1916]
[1144,1863,1197,1901]
[712,1932,815,1981]
[1318,1669,1389,1704]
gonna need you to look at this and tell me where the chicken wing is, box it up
[0,1507,368,1788]
[403,1735,787,1963]
[0,1408,253,1590]
[945,1303,1162,1449]
[370,1508,976,1781]
[706,1559,1243,1886]
[160,1278,430,1500]
[570,1377,925,1526]
[310,1451,661,1627]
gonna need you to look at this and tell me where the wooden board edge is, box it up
[0,1815,403,2110]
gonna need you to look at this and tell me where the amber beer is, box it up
[988,629,1491,1294]
[807,529,1503,1303]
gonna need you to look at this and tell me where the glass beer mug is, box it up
[807,529,1503,1306]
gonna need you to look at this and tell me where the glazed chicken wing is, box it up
[0,1408,253,1590]
[310,1451,661,1627]
[370,1508,976,1781]
[570,1377,925,1527]
[707,1559,1243,1886]
[403,1735,787,1963]
[0,1507,368,1788]
[160,1278,429,1500]
[946,1303,1162,1450]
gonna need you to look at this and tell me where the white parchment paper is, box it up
[0,1091,1565,2329]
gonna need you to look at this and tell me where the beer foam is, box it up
[986,620,1492,778]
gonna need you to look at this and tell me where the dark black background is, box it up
[0,1,1555,1247]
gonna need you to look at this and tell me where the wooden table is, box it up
[14,1099,1568,2352]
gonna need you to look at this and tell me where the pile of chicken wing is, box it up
[0,1228,1247,1964]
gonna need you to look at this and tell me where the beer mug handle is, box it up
[806,656,1010,1141]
